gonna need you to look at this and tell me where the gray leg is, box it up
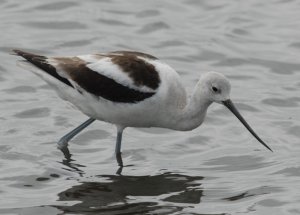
[115,129,123,154]
[57,118,95,149]
[115,127,124,167]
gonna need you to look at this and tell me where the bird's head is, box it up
[198,71,273,152]
[199,71,231,104]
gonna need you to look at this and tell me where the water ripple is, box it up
[14,107,50,118]
[136,9,160,18]
[97,18,131,26]
[23,21,87,30]
[137,22,170,34]
[203,155,273,172]
[33,1,78,11]
[262,97,300,107]
[1,0,300,214]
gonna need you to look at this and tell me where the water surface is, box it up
[1,0,300,214]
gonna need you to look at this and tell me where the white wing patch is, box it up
[77,54,158,93]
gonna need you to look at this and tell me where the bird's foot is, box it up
[116,152,123,167]
[57,138,69,150]
[57,138,72,160]
[116,152,123,175]
[60,146,72,161]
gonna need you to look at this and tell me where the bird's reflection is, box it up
[53,172,204,214]
[59,146,124,175]
[58,146,85,176]
[56,146,207,214]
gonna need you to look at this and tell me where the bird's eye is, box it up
[212,86,219,93]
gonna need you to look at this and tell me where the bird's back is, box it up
[14,50,187,128]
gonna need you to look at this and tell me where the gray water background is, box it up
[1,0,300,214]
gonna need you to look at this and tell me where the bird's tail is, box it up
[13,49,73,88]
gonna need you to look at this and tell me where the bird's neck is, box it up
[171,84,212,131]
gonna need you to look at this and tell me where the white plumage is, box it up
[13,49,272,166]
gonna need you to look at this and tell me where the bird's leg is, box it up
[57,118,95,149]
[115,127,124,167]
[115,130,123,154]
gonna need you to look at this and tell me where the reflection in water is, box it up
[56,147,206,214]
[54,148,278,214]
[59,147,85,177]
[59,146,124,175]
[115,153,123,175]
[54,172,204,214]
[2,0,300,213]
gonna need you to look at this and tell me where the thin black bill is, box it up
[222,99,273,152]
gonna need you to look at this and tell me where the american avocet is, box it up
[13,50,272,165]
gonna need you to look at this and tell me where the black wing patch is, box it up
[65,64,156,103]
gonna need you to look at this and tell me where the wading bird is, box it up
[13,49,272,166]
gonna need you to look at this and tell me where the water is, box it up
[1,0,300,214]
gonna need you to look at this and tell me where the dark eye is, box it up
[212,86,219,93]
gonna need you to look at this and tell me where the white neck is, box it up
[168,83,212,131]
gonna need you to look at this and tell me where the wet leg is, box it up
[57,118,95,149]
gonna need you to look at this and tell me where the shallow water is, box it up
[1,0,300,214]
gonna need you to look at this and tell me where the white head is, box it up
[198,71,231,103]
[197,71,272,152]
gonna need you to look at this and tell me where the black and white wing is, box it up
[13,50,161,103]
